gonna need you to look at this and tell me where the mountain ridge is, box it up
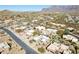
[42,5,79,13]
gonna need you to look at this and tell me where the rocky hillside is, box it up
[42,5,79,13]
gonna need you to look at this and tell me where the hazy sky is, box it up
[0,5,50,11]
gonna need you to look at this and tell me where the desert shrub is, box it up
[29,40,36,43]
[38,47,45,53]
[15,29,23,33]
[7,43,12,50]
[51,35,61,43]
[7,43,12,48]
[32,31,40,36]
[57,29,64,38]
[16,14,21,17]
[20,48,24,50]
[64,29,70,35]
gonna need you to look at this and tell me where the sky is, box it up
[0,5,50,11]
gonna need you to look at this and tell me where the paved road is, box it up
[1,27,38,54]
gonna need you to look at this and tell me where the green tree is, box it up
[57,29,64,38]
[64,29,69,35]
[38,47,45,53]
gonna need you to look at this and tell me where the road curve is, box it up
[1,27,38,54]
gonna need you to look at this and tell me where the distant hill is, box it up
[42,5,79,14]
[0,10,18,15]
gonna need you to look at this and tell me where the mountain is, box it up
[42,5,79,13]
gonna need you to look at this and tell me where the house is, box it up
[46,29,57,35]
[63,35,78,42]
[25,29,35,36]
[32,20,38,22]
[47,42,71,54]
[67,27,74,32]
[35,26,45,31]
[42,28,58,35]
[47,42,59,53]
[33,35,49,42]
[51,23,65,27]
[15,26,26,33]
